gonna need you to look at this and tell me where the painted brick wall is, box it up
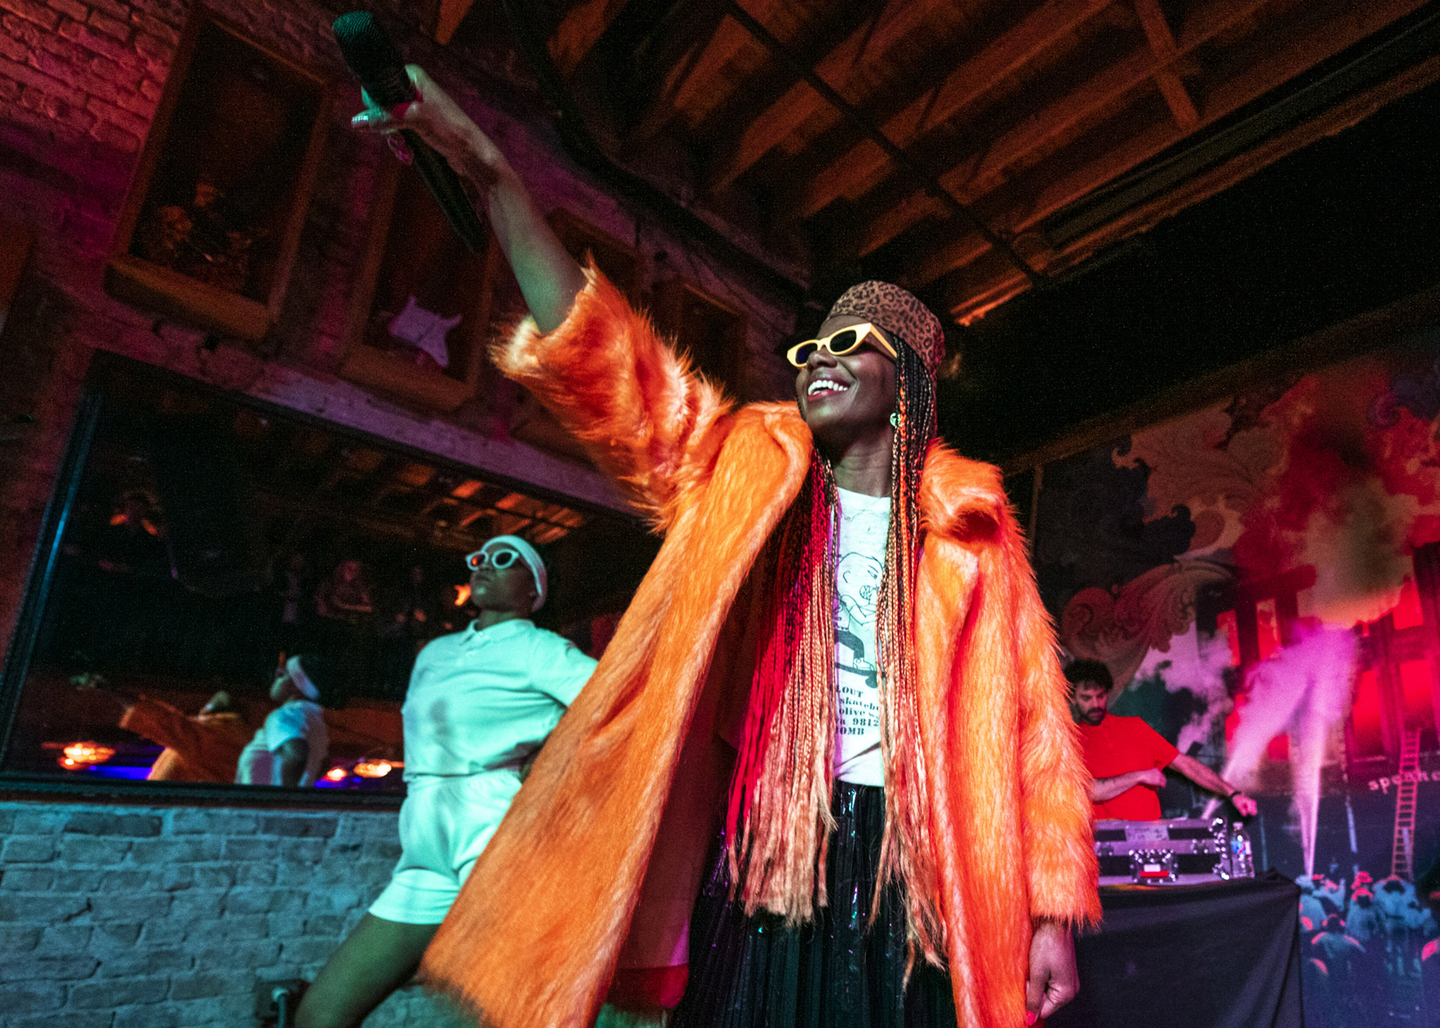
[0,799,472,1026]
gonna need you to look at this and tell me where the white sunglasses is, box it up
[465,548,522,571]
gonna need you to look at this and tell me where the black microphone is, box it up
[332,11,488,252]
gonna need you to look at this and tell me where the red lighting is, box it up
[1400,659,1434,727]
[1216,610,1241,666]
[1351,669,1385,759]
[1393,578,1425,630]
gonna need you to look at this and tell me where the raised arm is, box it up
[351,66,584,333]
[351,67,733,525]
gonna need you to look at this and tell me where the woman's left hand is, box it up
[1025,919,1079,1024]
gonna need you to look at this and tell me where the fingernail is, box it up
[386,133,414,165]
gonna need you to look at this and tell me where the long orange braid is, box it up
[726,344,941,963]
[725,452,838,922]
[876,343,942,970]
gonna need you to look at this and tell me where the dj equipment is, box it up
[1095,817,1255,886]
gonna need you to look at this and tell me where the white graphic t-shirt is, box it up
[833,486,889,785]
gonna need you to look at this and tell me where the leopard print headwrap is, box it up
[826,281,944,374]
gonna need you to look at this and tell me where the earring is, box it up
[889,412,900,427]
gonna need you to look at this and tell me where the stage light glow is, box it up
[454,583,470,606]
[58,742,115,769]
[353,760,398,778]
[324,766,349,782]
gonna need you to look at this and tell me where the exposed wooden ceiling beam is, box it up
[853,179,961,258]
[936,249,1034,324]
[1055,52,1440,278]
[1013,0,1430,246]
[922,0,1434,319]
[706,0,933,192]
[852,0,1272,261]
[628,0,854,146]
[794,0,1115,221]
[435,0,477,45]
[1133,0,1198,130]
[628,5,764,143]
[548,0,633,76]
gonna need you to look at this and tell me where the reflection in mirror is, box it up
[2,354,658,794]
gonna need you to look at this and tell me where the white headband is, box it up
[481,535,548,613]
[285,655,320,702]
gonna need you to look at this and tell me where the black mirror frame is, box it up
[0,351,636,806]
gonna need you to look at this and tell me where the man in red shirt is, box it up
[1065,660,1258,820]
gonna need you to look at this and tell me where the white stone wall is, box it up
[0,799,472,1027]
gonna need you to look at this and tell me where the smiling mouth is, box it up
[807,379,849,397]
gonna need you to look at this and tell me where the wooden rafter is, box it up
[919,0,1434,318]
[628,8,754,142]
[435,0,477,45]
[533,0,1435,336]
[793,0,1116,221]
[549,0,632,76]
[852,0,1273,263]
[1050,51,1440,280]
[630,0,855,144]
[705,0,933,192]
[1133,0,1199,130]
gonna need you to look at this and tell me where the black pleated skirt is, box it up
[671,782,958,1028]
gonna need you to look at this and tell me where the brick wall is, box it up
[0,799,472,1026]
[0,3,798,1024]
[0,0,799,651]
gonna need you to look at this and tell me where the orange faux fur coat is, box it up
[421,266,1100,1028]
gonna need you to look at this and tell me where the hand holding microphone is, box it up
[333,11,590,333]
[333,11,493,251]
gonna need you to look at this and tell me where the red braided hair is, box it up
[725,452,838,922]
[726,344,941,962]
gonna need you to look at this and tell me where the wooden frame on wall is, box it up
[105,7,332,342]
[547,209,643,303]
[652,277,748,398]
[337,158,504,412]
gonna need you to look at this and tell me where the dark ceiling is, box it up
[484,0,1439,316]
[943,71,1440,465]
[398,0,1440,465]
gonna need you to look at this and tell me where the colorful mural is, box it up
[1030,328,1440,1026]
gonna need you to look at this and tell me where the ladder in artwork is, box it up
[1392,727,1422,880]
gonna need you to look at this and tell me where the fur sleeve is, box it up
[494,264,735,529]
[1006,516,1102,927]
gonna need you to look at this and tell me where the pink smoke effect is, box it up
[1232,365,1440,625]
[1214,624,1357,875]
[1135,625,1234,755]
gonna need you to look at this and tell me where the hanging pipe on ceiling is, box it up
[496,0,808,304]
[718,0,1045,286]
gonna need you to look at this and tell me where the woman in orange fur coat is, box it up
[353,69,1099,1028]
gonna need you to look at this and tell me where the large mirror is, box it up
[0,354,657,798]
